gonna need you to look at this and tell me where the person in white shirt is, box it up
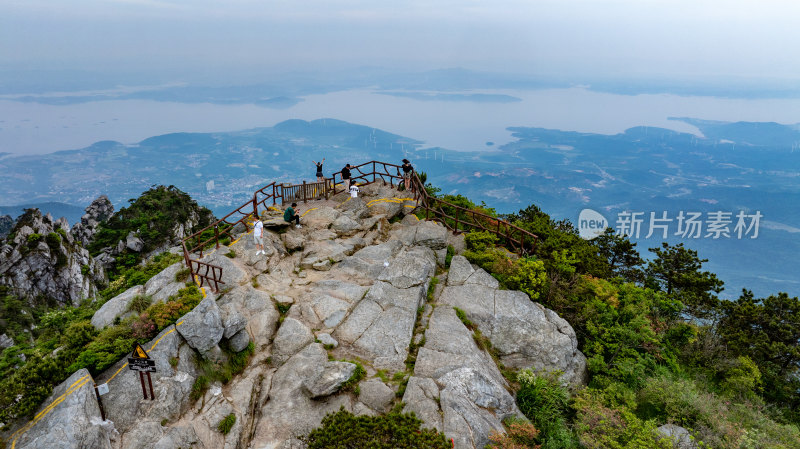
[349,183,360,198]
[253,217,265,255]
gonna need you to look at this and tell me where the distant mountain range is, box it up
[0,118,797,298]
[0,202,84,225]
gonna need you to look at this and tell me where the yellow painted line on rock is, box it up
[301,207,318,218]
[12,319,188,447]
[11,374,92,448]
[366,197,415,207]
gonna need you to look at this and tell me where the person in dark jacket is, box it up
[400,158,414,193]
[284,202,301,228]
[341,164,352,190]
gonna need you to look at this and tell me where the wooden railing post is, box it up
[455,208,460,233]
[252,193,258,218]
[272,184,276,205]
[214,225,220,249]
[302,180,308,203]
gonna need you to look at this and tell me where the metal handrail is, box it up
[181,160,537,292]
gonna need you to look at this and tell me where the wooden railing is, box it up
[182,161,536,292]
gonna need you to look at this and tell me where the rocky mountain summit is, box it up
[72,195,115,247]
[9,184,587,449]
[0,208,105,306]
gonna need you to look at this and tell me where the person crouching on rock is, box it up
[253,215,266,255]
[284,202,301,228]
[349,182,360,198]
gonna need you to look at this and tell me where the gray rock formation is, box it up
[0,214,13,238]
[8,185,592,449]
[658,424,699,449]
[0,332,14,349]
[301,361,357,398]
[405,306,523,449]
[90,285,145,330]
[358,379,394,413]
[71,195,114,247]
[0,208,105,306]
[12,369,116,449]
[176,296,224,354]
[439,256,588,387]
[273,317,314,362]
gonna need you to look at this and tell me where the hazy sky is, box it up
[2,0,800,84]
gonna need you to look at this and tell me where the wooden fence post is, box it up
[302,180,308,203]
[214,225,219,249]
[252,193,258,218]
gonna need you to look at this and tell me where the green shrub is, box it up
[26,233,42,246]
[487,417,541,449]
[340,360,366,393]
[453,307,474,330]
[218,413,236,434]
[301,407,451,449]
[516,370,580,449]
[45,232,62,250]
[225,250,236,259]
[127,295,152,314]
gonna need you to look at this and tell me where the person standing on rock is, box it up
[341,163,352,191]
[313,158,325,182]
[253,216,265,255]
[349,182,360,198]
[284,202,301,228]
[400,158,414,193]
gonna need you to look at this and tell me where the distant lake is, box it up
[1,87,800,154]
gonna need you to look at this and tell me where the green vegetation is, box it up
[339,360,366,393]
[191,341,255,401]
[88,185,213,273]
[454,195,800,448]
[301,407,451,449]
[99,252,182,301]
[515,370,580,448]
[487,418,542,449]
[217,413,236,435]
[0,259,199,425]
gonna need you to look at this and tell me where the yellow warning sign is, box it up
[132,343,150,359]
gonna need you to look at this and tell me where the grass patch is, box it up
[225,250,236,259]
[427,277,439,302]
[190,340,255,402]
[453,307,475,330]
[445,245,455,268]
[174,267,191,283]
[339,360,366,393]
[126,294,152,314]
[218,413,236,435]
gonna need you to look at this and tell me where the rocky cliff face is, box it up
[0,209,105,306]
[72,195,115,247]
[0,215,13,238]
[7,184,587,449]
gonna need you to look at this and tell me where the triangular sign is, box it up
[132,343,150,359]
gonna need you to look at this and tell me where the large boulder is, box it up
[90,285,145,330]
[301,361,357,398]
[217,285,279,349]
[12,369,116,449]
[657,424,699,449]
[176,296,224,354]
[143,262,184,303]
[302,206,341,229]
[249,344,351,447]
[407,307,523,449]
[98,325,199,435]
[358,379,395,413]
[440,263,588,387]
